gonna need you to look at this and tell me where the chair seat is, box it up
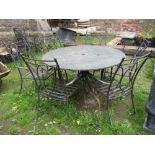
[92,80,131,100]
[40,82,79,101]
[29,67,54,80]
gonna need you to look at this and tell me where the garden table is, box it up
[42,45,125,85]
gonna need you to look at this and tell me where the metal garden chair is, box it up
[1,41,46,91]
[93,52,151,124]
[100,39,151,81]
[21,54,79,105]
[8,41,67,91]
[12,33,68,90]
[4,42,34,91]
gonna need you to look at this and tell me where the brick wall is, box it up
[90,19,154,33]
[117,19,144,32]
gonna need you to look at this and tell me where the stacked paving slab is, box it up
[77,19,90,28]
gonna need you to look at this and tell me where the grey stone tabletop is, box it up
[42,45,126,71]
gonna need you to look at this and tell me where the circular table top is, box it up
[42,45,126,71]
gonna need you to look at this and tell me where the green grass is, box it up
[0,36,154,135]
[76,34,115,45]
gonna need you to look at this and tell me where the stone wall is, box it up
[0,19,37,32]
[0,19,52,45]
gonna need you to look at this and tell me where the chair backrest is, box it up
[20,54,63,90]
[13,28,31,52]
[121,39,150,54]
[108,52,151,92]
[13,28,27,41]
[134,39,150,56]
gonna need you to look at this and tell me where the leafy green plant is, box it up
[138,28,155,39]
[47,39,64,49]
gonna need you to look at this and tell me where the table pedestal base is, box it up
[66,71,104,112]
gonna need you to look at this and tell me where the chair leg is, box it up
[64,101,69,125]
[106,97,112,125]
[101,69,106,80]
[100,69,104,80]
[0,79,2,87]
[92,70,96,76]
[107,109,112,125]
[36,92,41,110]
[131,89,136,114]
[64,70,68,82]
[18,69,23,91]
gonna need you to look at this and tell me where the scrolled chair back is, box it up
[134,39,151,56]
[20,53,63,90]
[108,52,151,93]
[13,28,31,53]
